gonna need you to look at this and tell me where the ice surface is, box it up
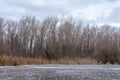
[0,65,120,80]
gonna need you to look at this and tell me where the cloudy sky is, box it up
[0,0,120,26]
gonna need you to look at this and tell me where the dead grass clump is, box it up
[50,57,97,64]
[0,55,103,66]
[0,55,48,66]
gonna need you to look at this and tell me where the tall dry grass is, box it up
[0,55,98,66]
[0,55,48,66]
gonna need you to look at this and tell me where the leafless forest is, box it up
[0,16,120,65]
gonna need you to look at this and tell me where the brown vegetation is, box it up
[0,55,47,66]
[0,55,97,66]
[0,16,120,65]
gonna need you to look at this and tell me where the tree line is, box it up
[0,16,120,64]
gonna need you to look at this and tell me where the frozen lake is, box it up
[0,64,120,80]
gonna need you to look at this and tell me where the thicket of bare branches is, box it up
[0,16,120,64]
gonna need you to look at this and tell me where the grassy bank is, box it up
[0,55,97,66]
[0,55,48,66]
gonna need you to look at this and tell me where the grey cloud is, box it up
[97,6,120,24]
[1,0,67,16]
[0,0,120,25]
[2,0,32,8]
[107,7,120,23]
[2,0,38,11]
[67,0,111,6]
[107,0,118,2]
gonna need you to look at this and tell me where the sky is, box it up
[0,0,120,26]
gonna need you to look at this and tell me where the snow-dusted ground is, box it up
[0,64,120,80]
